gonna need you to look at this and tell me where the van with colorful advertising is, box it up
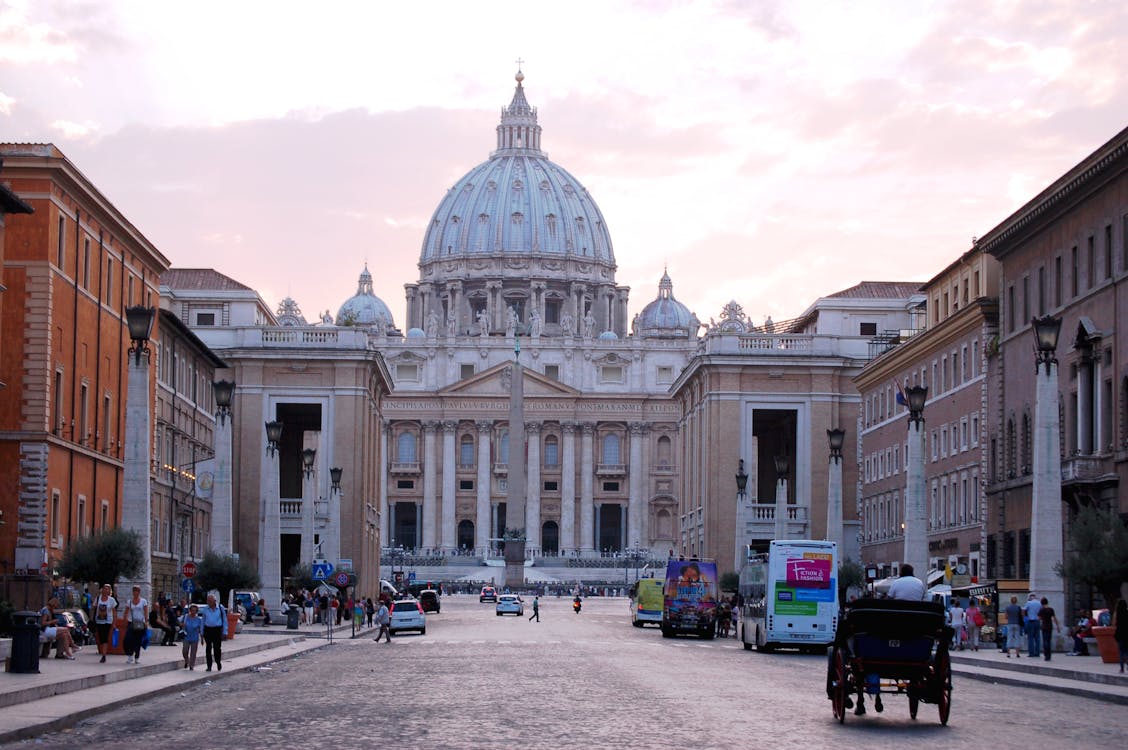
[661,559,719,639]
[630,577,665,627]
[740,540,838,652]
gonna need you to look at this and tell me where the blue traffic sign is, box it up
[312,562,334,581]
[181,578,195,593]
[408,572,416,582]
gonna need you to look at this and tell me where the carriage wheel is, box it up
[831,647,848,723]
[934,648,952,725]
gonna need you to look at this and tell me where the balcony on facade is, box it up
[739,504,810,539]
[390,461,421,476]
[701,331,876,360]
[1061,455,1114,484]
[492,462,508,476]
[595,463,627,477]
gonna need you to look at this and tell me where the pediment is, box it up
[438,361,580,397]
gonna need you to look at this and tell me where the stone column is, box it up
[580,423,595,554]
[123,351,153,601]
[525,421,542,554]
[260,441,281,612]
[422,421,439,551]
[826,452,844,551]
[903,418,929,578]
[774,476,788,541]
[211,407,233,555]
[628,422,645,548]
[560,422,577,554]
[379,420,390,546]
[441,421,457,551]
[301,453,316,564]
[1031,358,1065,627]
[475,421,493,554]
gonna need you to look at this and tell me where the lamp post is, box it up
[734,458,750,573]
[123,305,155,600]
[1030,315,1065,636]
[326,467,343,572]
[903,385,929,580]
[826,428,845,550]
[261,420,283,613]
[211,380,235,554]
[773,454,790,541]
[301,447,317,564]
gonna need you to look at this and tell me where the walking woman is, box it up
[181,604,203,670]
[123,586,149,665]
[92,583,117,663]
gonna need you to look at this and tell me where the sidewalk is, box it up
[0,618,375,744]
[949,645,1128,704]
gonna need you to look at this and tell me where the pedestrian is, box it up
[948,600,966,650]
[122,586,149,665]
[331,595,340,626]
[200,592,228,672]
[1068,609,1092,655]
[1113,599,1128,674]
[528,596,540,622]
[887,564,926,601]
[1037,597,1060,660]
[1005,595,1023,658]
[1023,593,1042,657]
[181,604,203,670]
[365,597,375,627]
[965,599,985,652]
[373,601,391,643]
[39,598,78,659]
[92,583,117,664]
[150,599,175,646]
[353,599,364,629]
[303,593,314,626]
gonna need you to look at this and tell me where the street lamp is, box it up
[302,447,317,478]
[773,455,789,479]
[906,385,928,425]
[125,305,155,366]
[330,466,343,493]
[1031,314,1062,374]
[265,421,283,457]
[212,380,235,426]
[735,459,749,500]
[827,428,845,463]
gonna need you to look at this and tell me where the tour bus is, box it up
[661,558,719,639]
[740,539,838,652]
[630,577,664,627]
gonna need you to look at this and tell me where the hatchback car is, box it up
[479,586,497,603]
[419,589,440,613]
[389,599,426,635]
[495,594,524,616]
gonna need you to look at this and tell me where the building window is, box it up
[54,369,64,435]
[1021,275,1029,323]
[396,432,418,463]
[460,364,475,380]
[544,364,559,381]
[1006,285,1015,332]
[543,480,558,492]
[56,215,66,268]
[601,433,621,464]
[1087,235,1095,289]
[600,366,623,384]
[82,238,91,289]
[544,298,561,325]
[1054,256,1062,307]
[79,382,89,445]
[100,500,109,530]
[396,479,414,490]
[103,393,112,452]
[657,435,672,468]
[971,414,979,446]
[602,481,620,492]
[105,258,113,304]
[1071,245,1079,297]
[1105,224,1113,280]
[500,431,509,464]
[859,322,877,336]
[1037,266,1045,316]
[195,312,216,326]
[543,436,559,467]
[656,366,673,384]
[459,479,474,491]
[396,364,419,381]
[459,435,474,467]
[50,490,61,543]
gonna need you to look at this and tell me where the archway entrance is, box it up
[457,520,474,551]
[392,502,418,549]
[598,503,623,552]
[541,521,559,555]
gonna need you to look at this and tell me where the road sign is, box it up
[181,578,195,593]
[408,571,416,582]
[334,571,350,587]
[312,562,334,581]
[182,561,197,578]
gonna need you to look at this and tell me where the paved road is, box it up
[23,596,1123,749]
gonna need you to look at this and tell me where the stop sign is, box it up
[182,561,197,578]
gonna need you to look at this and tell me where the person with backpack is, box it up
[372,601,391,643]
[200,592,228,672]
[965,599,986,652]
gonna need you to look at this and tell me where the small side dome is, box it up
[634,269,699,339]
[597,330,618,340]
[336,265,396,332]
[406,327,426,339]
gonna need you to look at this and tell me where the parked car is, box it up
[419,590,440,613]
[479,586,497,603]
[496,594,524,616]
[389,599,426,635]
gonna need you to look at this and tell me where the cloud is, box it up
[0,3,78,64]
[49,119,99,139]
[0,92,14,115]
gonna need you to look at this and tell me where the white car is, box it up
[389,599,426,635]
[495,594,524,616]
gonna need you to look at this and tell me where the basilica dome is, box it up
[336,266,396,331]
[634,270,699,339]
[419,70,615,273]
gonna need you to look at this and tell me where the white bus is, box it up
[739,539,838,653]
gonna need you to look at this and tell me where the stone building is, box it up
[0,144,169,600]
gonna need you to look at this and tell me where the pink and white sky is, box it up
[3,0,1127,326]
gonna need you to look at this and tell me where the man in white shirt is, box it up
[948,601,966,649]
[888,564,927,601]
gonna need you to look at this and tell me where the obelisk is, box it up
[504,337,527,588]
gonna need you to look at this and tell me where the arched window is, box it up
[602,433,621,465]
[657,436,672,468]
[543,435,559,467]
[397,432,417,463]
[499,431,509,464]
[459,434,474,467]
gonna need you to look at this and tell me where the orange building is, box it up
[0,144,169,605]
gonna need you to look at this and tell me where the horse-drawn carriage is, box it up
[827,599,953,725]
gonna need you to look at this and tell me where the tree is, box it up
[287,562,318,594]
[838,558,866,603]
[194,551,261,605]
[1056,504,1128,607]
[57,528,144,589]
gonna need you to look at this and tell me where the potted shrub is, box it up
[1056,505,1128,663]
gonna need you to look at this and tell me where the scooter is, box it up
[573,598,582,614]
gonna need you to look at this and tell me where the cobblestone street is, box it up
[17,596,1125,750]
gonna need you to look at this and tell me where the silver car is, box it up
[495,594,524,616]
[389,599,426,635]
